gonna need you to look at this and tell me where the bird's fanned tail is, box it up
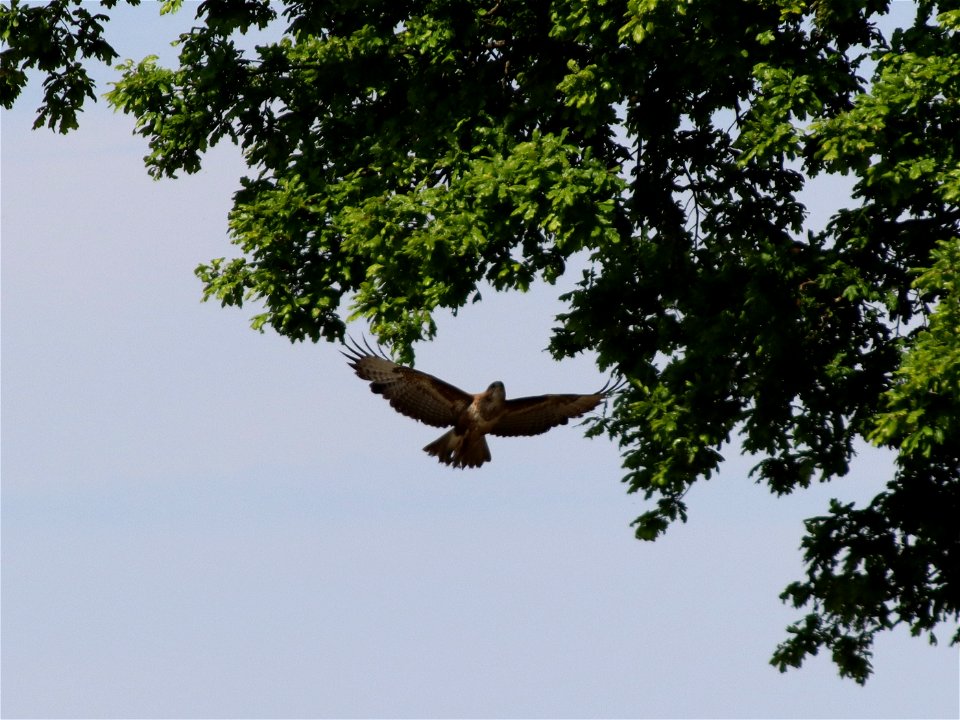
[423,430,492,468]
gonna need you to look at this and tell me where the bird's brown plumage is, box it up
[342,339,616,468]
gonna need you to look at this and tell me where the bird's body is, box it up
[343,340,615,468]
[422,381,506,467]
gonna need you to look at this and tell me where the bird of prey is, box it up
[343,338,618,468]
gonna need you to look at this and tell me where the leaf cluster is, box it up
[0,0,143,131]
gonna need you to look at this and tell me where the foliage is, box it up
[0,0,142,131]
[4,0,957,684]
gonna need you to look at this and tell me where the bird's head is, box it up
[486,381,506,403]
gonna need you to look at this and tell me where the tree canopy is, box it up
[3,0,957,684]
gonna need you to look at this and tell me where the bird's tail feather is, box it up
[423,430,491,468]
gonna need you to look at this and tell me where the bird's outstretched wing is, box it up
[491,391,608,437]
[342,338,472,428]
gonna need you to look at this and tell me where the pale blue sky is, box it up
[2,5,958,718]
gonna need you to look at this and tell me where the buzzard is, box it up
[343,339,618,468]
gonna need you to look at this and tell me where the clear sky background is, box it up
[2,5,958,718]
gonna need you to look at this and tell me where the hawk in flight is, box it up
[344,339,618,468]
